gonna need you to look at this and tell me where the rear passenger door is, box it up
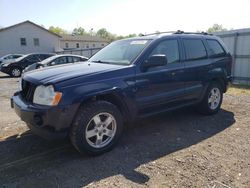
[181,37,210,101]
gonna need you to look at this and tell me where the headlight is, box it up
[33,85,62,106]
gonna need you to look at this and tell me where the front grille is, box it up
[21,79,36,102]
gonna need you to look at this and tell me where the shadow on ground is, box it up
[0,108,235,187]
[0,75,11,79]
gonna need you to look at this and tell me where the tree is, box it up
[207,24,227,33]
[96,28,110,39]
[72,27,86,35]
[48,26,67,35]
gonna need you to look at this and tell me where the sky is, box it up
[0,0,250,35]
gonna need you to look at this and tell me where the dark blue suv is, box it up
[11,32,232,155]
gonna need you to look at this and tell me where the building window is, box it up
[76,43,79,48]
[33,38,39,46]
[65,43,69,48]
[92,44,95,47]
[101,44,105,47]
[86,44,89,48]
[20,38,26,46]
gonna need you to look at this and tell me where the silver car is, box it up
[23,54,88,73]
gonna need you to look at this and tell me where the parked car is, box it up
[11,31,232,155]
[0,54,23,65]
[0,53,55,77]
[23,54,88,73]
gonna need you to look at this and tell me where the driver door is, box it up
[135,39,186,112]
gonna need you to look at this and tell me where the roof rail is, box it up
[174,30,213,35]
[139,30,213,36]
[139,31,176,36]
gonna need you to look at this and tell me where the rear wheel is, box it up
[10,67,22,77]
[198,82,223,115]
[70,101,123,155]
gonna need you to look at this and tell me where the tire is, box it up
[10,67,22,77]
[70,101,123,155]
[198,82,223,115]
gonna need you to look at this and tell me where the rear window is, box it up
[183,39,207,61]
[206,39,225,57]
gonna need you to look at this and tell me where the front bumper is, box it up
[0,66,10,74]
[11,92,79,139]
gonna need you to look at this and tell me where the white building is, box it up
[0,21,61,57]
[60,34,109,50]
[0,21,109,57]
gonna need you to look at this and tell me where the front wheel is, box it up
[10,67,22,77]
[70,101,123,155]
[198,82,223,115]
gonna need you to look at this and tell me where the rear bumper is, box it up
[11,92,79,139]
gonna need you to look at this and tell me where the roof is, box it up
[61,34,108,42]
[0,20,61,38]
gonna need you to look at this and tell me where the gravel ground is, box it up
[0,72,249,188]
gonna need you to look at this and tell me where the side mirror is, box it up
[50,61,56,66]
[143,54,167,70]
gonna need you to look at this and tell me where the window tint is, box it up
[20,38,26,46]
[150,39,179,64]
[206,39,225,57]
[183,39,207,60]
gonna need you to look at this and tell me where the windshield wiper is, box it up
[91,60,112,64]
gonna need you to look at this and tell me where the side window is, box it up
[20,38,26,46]
[183,39,207,61]
[206,39,225,57]
[33,38,39,46]
[149,39,180,64]
[13,55,21,58]
[52,57,67,65]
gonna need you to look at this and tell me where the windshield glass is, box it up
[39,56,57,64]
[15,54,29,61]
[89,39,151,65]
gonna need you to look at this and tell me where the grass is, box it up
[228,84,250,95]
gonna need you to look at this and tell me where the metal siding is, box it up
[216,30,250,85]
[236,35,250,55]
[220,37,234,54]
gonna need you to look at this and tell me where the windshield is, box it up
[15,54,29,61]
[89,39,151,65]
[39,56,57,64]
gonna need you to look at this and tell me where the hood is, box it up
[1,59,18,65]
[23,62,126,85]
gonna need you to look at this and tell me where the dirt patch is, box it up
[0,72,249,187]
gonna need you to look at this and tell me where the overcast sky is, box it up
[1,0,250,35]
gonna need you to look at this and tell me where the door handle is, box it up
[171,72,176,76]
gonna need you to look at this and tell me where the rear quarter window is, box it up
[206,39,226,57]
[183,39,207,61]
